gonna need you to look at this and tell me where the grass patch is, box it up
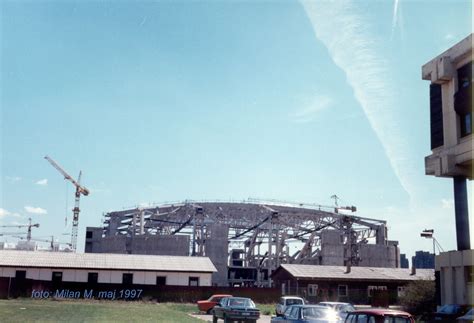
[0,299,201,323]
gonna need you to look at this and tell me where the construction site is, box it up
[85,199,400,287]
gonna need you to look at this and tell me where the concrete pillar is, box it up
[453,176,470,250]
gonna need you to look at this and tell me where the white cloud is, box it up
[291,95,333,123]
[441,198,454,209]
[0,208,11,218]
[35,178,48,186]
[391,0,399,39]
[24,206,48,215]
[6,176,21,183]
[301,0,417,199]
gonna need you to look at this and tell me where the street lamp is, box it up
[420,229,444,255]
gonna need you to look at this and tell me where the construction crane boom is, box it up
[0,218,39,241]
[45,156,89,251]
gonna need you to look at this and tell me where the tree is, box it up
[400,279,436,316]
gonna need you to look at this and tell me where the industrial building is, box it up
[0,250,216,299]
[421,33,473,306]
[271,264,434,305]
[86,199,401,287]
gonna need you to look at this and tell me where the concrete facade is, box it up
[85,228,189,256]
[436,249,473,305]
[422,34,473,179]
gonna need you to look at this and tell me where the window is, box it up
[356,314,369,323]
[384,317,411,323]
[338,284,348,297]
[307,284,318,296]
[288,306,300,320]
[122,273,133,284]
[86,231,93,239]
[88,272,98,284]
[368,285,387,297]
[456,62,472,137]
[156,276,166,286]
[52,272,63,283]
[15,270,26,280]
[346,314,356,323]
[460,113,472,137]
[188,277,199,286]
[397,286,406,297]
[429,83,444,149]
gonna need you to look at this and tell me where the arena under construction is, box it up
[85,198,400,287]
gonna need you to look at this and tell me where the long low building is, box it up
[272,264,434,305]
[0,250,217,299]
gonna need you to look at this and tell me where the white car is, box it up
[275,296,305,316]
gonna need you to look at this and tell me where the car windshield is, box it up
[466,309,474,316]
[337,304,355,312]
[287,299,303,306]
[228,298,255,308]
[303,307,334,319]
[383,316,411,323]
[438,304,459,313]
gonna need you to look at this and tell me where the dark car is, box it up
[212,297,260,323]
[429,304,471,322]
[271,304,341,323]
[345,309,414,323]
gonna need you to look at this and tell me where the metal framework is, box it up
[101,199,388,286]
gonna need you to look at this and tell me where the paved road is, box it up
[190,313,272,323]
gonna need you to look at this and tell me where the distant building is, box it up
[400,254,409,268]
[412,251,435,269]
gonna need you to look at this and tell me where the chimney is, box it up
[345,261,351,274]
[411,264,416,276]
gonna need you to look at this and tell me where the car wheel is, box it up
[223,314,232,323]
[212,315,218,323]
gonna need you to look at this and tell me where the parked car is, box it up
[429,304,471,322]
[276,296,306,316]
[212,297,260,323]
[271,305,341,323]
[345,309,414,323]
[197,294,233,314]
[317,302,355,321]
[456,308,474,323]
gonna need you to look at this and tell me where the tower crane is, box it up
[45,156,89,252]
[0,218,40,241]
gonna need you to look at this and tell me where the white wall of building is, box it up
[0,266,213,286]
[436,249,473,305]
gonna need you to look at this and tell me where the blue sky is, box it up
[1,0,472,259]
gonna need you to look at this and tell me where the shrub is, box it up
[399,280,436,316]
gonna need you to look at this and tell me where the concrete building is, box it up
[412,251,435,269]
[86,200,401,287]
[422,33,473,306]
[0,250,216,299]
[435,249,473,305]
[400,254,409,269]
[271,264,434,305]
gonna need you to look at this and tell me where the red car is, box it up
[345,309,415,323]
[197,294,233,314]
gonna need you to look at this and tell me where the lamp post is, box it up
[420,229,435,255]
